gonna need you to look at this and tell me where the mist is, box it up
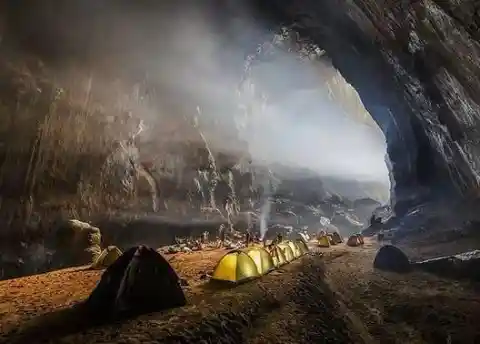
[140,10,391,194]
[239,87,390,183]
[15,3,391,201]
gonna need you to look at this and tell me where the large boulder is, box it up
[374,245,411,273]
[51,219,102,268]
[84,245,186,320]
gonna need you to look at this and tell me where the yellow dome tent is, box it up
[277,242,295,262]
[91,246,123,270]
[268,245,287,267]
[211,250,261,283]
[242,246,275,275]
[286,240,302,258]
[318,235,331,248]
[295,239,309,255]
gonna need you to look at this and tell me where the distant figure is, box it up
[201,231,209,244]
[245,231,252,247]
[273,233,283,246]
[218,224,226,247]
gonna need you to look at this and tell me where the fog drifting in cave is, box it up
[138,9,392,202]
[32,3,392,203]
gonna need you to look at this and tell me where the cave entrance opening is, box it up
[237,29,393,227]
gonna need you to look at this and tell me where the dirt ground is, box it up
[0,248,226,337]
[324,238,480,344]
[1,238,480,343]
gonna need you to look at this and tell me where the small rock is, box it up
[179,278,189,286]
[167,246,179,254]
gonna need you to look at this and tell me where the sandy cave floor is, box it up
[1,238,480,343]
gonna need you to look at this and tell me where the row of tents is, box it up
[317,232,365,248]
[77,243,411,322]
[211,239,310,284]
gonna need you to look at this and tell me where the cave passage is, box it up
[239,36,393,206]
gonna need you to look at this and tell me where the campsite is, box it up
[2,233,480,344]
[4,0,480,342]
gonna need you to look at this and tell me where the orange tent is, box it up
[346,235,362,247]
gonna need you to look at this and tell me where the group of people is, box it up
[244,231,284,248]
[198,222,287,250]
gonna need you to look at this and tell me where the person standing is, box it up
[245,230,252,247]
[273,233,283,246]
[201,231,209,244]
[218,224,226,247]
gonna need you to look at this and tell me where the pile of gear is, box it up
[160,225,256,255]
